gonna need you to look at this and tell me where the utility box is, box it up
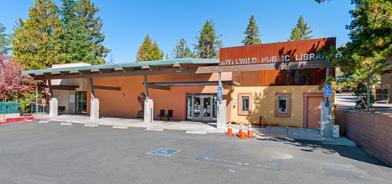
[333,125,340,138]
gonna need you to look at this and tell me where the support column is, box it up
[143,75,153,123]
[144,75,149,97]
[48,80,58,117]
[216,71,226,129]
[321,68,332,137]
[89,78,99,120]
[144,98,154,123]
[217,100,227,129]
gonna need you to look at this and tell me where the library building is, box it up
[24,37,336,128]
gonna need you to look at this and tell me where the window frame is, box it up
[275,93,291,117]
[238,93,252,116]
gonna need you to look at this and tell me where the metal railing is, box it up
[26,103,49,117]
[375,94,389,104]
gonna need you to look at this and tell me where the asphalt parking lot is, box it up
[0,121,391,184]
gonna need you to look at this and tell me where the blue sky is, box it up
[0,0,354,63]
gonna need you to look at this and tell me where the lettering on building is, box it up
[220,53,326,66]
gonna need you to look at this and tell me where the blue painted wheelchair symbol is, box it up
[149,148,180,156]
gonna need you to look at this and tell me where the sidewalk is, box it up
[230,124,356,146]
[46,114,224,134]
[36,114,356,146]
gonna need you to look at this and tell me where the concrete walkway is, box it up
[248,126,356,147]
[47,114,224,134]
[35,114,355,146]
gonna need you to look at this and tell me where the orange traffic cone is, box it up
[226,123,233,136]
[247,124,255,138]
[238,124,248,139]
[237,124,243,136]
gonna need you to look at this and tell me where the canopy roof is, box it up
[23,58,219,80]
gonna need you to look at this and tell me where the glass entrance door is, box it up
[192,96,202,121]
[202,96,212,121]
[75,91,87,114]
[186,94,217,122]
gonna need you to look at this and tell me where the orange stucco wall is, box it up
[87,73,231,121]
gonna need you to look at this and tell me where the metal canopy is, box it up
[22,58,219,80]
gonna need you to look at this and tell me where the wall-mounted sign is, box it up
[217,86,222,100]
[219,38,336,66]
[324,85,332,97]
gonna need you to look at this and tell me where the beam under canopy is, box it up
[94,85,121,91]
[51,85,79,91]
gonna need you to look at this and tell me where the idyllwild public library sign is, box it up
[219,37,336,70]
[220,52,326,66]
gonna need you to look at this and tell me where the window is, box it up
[278,96,288,113]
[275,93,291,117]
[242,96,250,112]
[238,93,251,115]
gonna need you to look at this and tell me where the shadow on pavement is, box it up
[258,137,390,168]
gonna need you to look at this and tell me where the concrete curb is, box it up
[60,122,72,126]
[145,127,164,131]
[85,124,99,127]
[185,130,207,134]
[112,125,129,129]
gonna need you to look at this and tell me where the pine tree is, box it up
[289,15,312,40]
[331,0,392,86]
[12,0,65,70]
[75,0,109,64]
[0,22,10,55]
[61,0,95,64]
[195,20,221,59]
[136,35,163,61]
[242,15,261,45]
[172,38,193,58]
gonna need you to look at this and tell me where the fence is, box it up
[375,89,389,103]
[0,102,19,114]
[26,103,49,117]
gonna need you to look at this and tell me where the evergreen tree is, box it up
[75,0,109,64]
[289,15,312,40]
[242,15,261,45]
[61,0,95,64]
[12,0,65,70]
[331,0,392,86]
[172,38,193,58]
[0,22,10,55]
[136,35,163,61]
[195,20,221,58]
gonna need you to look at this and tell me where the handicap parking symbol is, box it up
[149,148,181,156]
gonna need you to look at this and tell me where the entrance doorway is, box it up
[186,94,217,122]
[75,91,87,114]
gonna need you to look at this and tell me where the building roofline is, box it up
[22,58,219,77]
